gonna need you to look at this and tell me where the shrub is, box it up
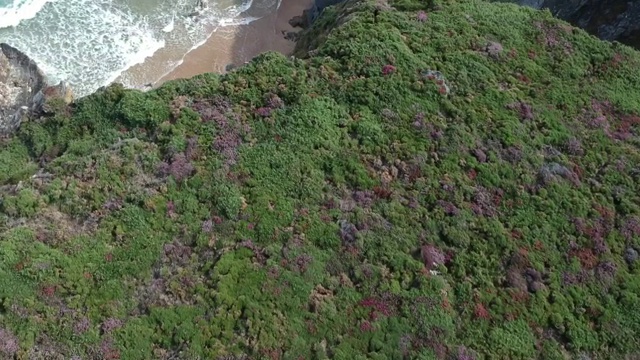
[117,91,170,129]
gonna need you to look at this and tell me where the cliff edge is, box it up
[514,0,640,49]
[0,43,73,137]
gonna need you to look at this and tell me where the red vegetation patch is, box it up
[405,164,422,183]
[515,72,531,84]
[360,320,374,332]
[212,215,223,224]
[571,248,598,270]
[510,289,530,303]
[510,229,523,240]
[594,52,627,75]
[613,113,640,140]
[41,285,56,297]
[594,205,615,224]
[372,186,393,199]
[14,261,26,271]
[441,297,452,311]
[99,339,121,360]
[474,303,490,320]
[359,296,394,319]
[581,99,640,140]
[260,348,282,360]
[382,64,396,75]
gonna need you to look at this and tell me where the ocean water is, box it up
[0,0,276,97]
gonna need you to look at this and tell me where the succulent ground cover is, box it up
[1,0,640,358]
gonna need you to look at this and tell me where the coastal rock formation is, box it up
[305,0,346,23]
[516,0,640,49]
[0,43,44,136]
[0,43,73,137]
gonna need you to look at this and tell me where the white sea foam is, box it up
[140,0,262,88]
[162,18,174,33]
[146,12,261,90]
[0,0,55,28]
[0,0,277,97]
[1,0,164,97]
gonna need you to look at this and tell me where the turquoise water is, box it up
[0,0,274,97]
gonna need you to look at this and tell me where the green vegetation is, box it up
[2,0,640,358]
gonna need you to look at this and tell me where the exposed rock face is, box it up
[0,43,43,136]
[305,0,346,24]
[516,0,640,49]
[0,43,73,137]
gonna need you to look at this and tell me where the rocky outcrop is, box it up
[516,0,640,49]
[0,43,73,138]
[305,0,346,24]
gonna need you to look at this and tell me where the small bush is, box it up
[117,91,170,129]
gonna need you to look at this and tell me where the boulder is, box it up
[289,15,308,29]
[0,43,73,137]
[32,81,73,114]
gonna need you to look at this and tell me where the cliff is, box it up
[513,0,640,49]
[1,0,640,358]
[305,0,346,22]
[0,43,45,136]
[0,43,73,138]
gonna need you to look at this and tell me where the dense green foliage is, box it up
[2,0,640,358]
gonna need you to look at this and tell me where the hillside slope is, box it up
[1,0,640,358]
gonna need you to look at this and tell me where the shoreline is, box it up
[119,0,313,90]
[157,0,312,85]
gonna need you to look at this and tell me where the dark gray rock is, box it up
[506,268,528,291]
[513,0,640,49]
[284,31,300,42]
[0,43,72,137]
[625,247,638,264]
[517,0,544,9]
[528,281,547,293]
[0,43,44,136]
[289,15,308,29]
[305,0,347,23]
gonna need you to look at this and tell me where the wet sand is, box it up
[155,0,312,84]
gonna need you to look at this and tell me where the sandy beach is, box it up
[160,0,312,83]
[117,0,313,88]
